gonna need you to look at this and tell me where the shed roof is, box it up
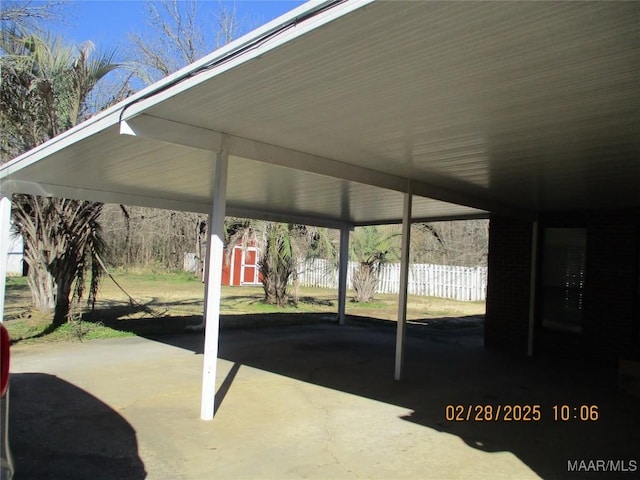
[1,0,639,226]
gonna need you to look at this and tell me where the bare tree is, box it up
[0,0,65,33]
[100,205,207,271]
[104,0,244,273]
[413,220,488,266]
[129,0,240,84]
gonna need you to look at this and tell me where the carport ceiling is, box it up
[1,0,639,225]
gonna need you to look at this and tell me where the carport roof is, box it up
[1,0,639,227]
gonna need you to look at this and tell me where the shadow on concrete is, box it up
[81,309,336,339]
[8,373,146,480]
[150,316,639,479]
[215,362,241,411]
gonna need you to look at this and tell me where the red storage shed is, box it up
[221,244,262,286]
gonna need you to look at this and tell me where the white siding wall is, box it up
[7,232,24,275]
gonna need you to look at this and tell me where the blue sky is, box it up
[53,0,307,47]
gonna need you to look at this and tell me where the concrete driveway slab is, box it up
[8,321,639,479]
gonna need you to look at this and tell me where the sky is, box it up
[50,0,308,48]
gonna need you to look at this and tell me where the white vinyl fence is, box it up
[297,259,487,301]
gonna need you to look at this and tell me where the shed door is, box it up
[241,248,259,285]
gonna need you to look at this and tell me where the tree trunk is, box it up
[260,261,291,307]
[19,197,58,312]
[262,272,277,305]
[53,279,72,327]
[352,263,378,303]
[275,275,288,307]
[25,261,55,311]
[12,195,105,326]
[51,252,78,326]
[292,271,299,306]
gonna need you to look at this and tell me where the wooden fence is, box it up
[296,259,487,301]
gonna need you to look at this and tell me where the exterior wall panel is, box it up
[485,216,533,355]
[487,210,640,363]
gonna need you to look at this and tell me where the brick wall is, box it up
[485,216,533,355]
[486,211,640,362]
[583,213,637,360]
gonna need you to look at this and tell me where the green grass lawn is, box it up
[3,271,485,344]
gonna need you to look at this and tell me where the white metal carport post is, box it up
[337,227,349,325]
[201,142,229,421]
[395,184,412,381]
[0,195,12,322]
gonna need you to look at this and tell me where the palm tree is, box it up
[349,226,400,303]
[1,30,119,326]
[11,196,106,323]
[225,219,334,307]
